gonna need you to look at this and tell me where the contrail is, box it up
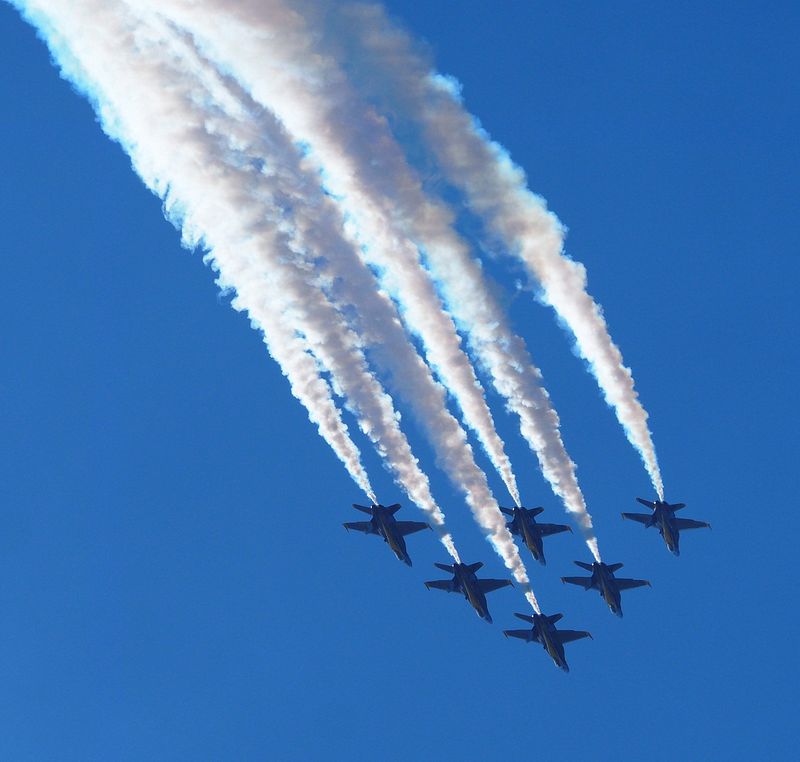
[129,1,550,605]
[337,3,665,501]
[135,3,523,510]
[13,0,466,559]
[153,0,600,561]
[142,22,540,585]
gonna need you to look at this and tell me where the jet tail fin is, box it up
[434,562,454,573]
[513,612,535,623]
[574,560,593,571]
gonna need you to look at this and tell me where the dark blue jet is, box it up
[503,612,592,672]
[561,561,650,617]
[500,506,571,565]
[343,503,430,566]
[622,498,711,556]
[424,561,512,623]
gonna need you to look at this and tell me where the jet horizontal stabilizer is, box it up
[466,561,484,573]
[387,503,402,514]
[513,612,535,623]
[547,613,564,624]
[499,507,515,516]
[352,504,374,514]
[434,562,454,573]
[574,560,593,571]
[530,507,545,517]
[607,562,624,573]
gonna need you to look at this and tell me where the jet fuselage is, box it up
[593,564,623,617]
[373,506,410,564]
[534,615,569,671]
[517,511,545,562]
[453,564,492,622]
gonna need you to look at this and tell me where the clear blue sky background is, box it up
[1,2,797,760]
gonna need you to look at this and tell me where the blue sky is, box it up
[1,2,797,759]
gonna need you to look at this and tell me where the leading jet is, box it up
[424,561,512,623]
[500,506,571,565]
[343,503,430,566]
[561,560,650,617]
[622,497,711,556]
[503,611,592,672]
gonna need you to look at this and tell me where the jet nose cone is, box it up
[561,663,570,673]
[483,613,493,624]
[404,556,413,567]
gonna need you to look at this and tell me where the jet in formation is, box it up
[622,498,711,556]
[343,503,430,566]
[561,561,650,617]
[503,611,592,672]
[500,506,571,565]
[425,561,512,623]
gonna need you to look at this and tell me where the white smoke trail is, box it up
[132,1,545,605]
[12,0,467,558]
[339,3,665,501]
[150,0,600,562]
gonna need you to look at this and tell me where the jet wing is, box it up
[538,523,572,536]
[503,629,532,641]
[343,521,377,534]
[621,512,652,525]
[555,629,592,644]
[615,578,650,591]
[424,580,455,592]
[395,520,430,536]
[478,579,513,594]
[561,576,593,589]
[674,518,711,530]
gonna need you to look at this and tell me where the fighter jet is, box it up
[500,506,571,565]
[343,503,430,566]
[424,561,512,623]
[561,561,650,617]
[622,498,711,556]
[503,611,592,672]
